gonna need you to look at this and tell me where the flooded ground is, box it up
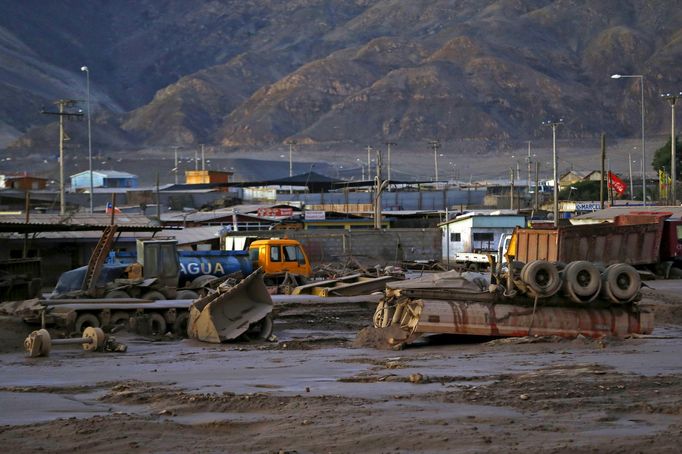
[1,284,682,453]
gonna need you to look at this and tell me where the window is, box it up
[283,245,298,262]
[450,232,461,242]
[677,225,682,244]
[270,245,281,262]
[473,232,494,242]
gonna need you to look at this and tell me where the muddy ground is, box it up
[1,284,682,453]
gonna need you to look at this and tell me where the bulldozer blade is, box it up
[187,268,274,343]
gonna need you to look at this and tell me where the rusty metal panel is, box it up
[514,229,558,263]
[559,221,662,265]
[412,299,653,338]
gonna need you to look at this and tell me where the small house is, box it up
[439,212,526,261]
[0,173,48,190]
[70,170,139,190]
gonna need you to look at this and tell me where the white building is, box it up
[438,212,526,261]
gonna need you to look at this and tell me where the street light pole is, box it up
[80,66,93,213]
[543,119,563,227]
[662,92,681,205]
[612,74,646,205]
[366,145,373,180]
[385,141,396,182]
[429,140,440,181]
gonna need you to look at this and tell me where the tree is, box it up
[651,135,682,178]
[558,180,602,200]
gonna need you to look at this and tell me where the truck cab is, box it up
[248,238,312,278]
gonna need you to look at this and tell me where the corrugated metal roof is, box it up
[0,212,163,232]
[4,225,221,245]
[572,206,682,222]
[70,170,138,179]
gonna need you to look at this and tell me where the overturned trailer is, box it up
[373,262,653,347]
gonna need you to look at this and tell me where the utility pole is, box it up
[366,145,373,180]
[534,161,540,210]
[201,144,205,171]
[385,141,396,182]
[194,149,199,171]
[172,146,179,185]
[543,119,563,227]
[510,167,515,210]
[526,141,532,197]
[41,99,83,215]
[628,152,634,200]
[600,133,606,209]
[429,139,440,181]
[374,148,389,229]
[662,92,681,205]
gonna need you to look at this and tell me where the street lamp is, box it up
[542,119,563,227]
[611,74,646,205]
[80,66,93,213]
[661,92,682,205]
[429,139,440,181]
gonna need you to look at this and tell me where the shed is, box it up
[70,170,139,189]
[438,213,525,261]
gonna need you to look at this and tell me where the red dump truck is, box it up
[507,212,682,277]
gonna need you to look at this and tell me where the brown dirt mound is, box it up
[352,325,412,350]
[0,316,33,354]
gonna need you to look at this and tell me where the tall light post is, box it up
[80,66,93,213]
[661,92,681,205]
[429,139,440,181]
[385,141,396,181]
[543,119,563,227]
[611,74,646,205]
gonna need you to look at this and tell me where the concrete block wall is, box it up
[225,228,442,266]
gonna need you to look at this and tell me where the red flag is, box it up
[607,171,627,195]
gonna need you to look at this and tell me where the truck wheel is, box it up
[521,261,561,297]
[75,313,100,334]
[176,289,199,300]
[191,275,218,288]
[373,299,393,328]
[602,264,640,303]
[244,314,273,340]
[172,312,190,337]
[141,290,166,301]
[109,311,130,330]
[148,312,168,335]
[105,290,130,299]
[563,261,601,299]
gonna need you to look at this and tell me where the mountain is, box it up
[1,0,681,153]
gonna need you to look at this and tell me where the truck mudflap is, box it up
[379,298,653,343]
[187,268,274,343]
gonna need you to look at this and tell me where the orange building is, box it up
[0,173,48,190]
[184,170,232,184]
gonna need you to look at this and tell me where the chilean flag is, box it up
[607,171,627,196]
[105,202,121,214]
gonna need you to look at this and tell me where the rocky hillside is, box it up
[2,0,681,153]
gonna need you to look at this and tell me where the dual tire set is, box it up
[519,260,640,304]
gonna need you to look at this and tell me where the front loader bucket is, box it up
[187,268,274,343]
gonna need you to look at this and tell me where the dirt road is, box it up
[1,288,681,453]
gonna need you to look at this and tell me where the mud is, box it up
[1,286,682,452]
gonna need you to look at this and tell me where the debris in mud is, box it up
[352,325,412,349]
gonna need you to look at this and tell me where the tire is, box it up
[141,290,166,301]
[109,311,130,329]
[176,289,199,300]
[521,260,561,297]
[148,312,168,335]
[243,314,274,341]
[563,261,601,298]
[602,263,640,303]
[191,275,218,289]
[172,312,190,337]
[373,299,393,328]
[74,313,100,333]
[105,290,130,299]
